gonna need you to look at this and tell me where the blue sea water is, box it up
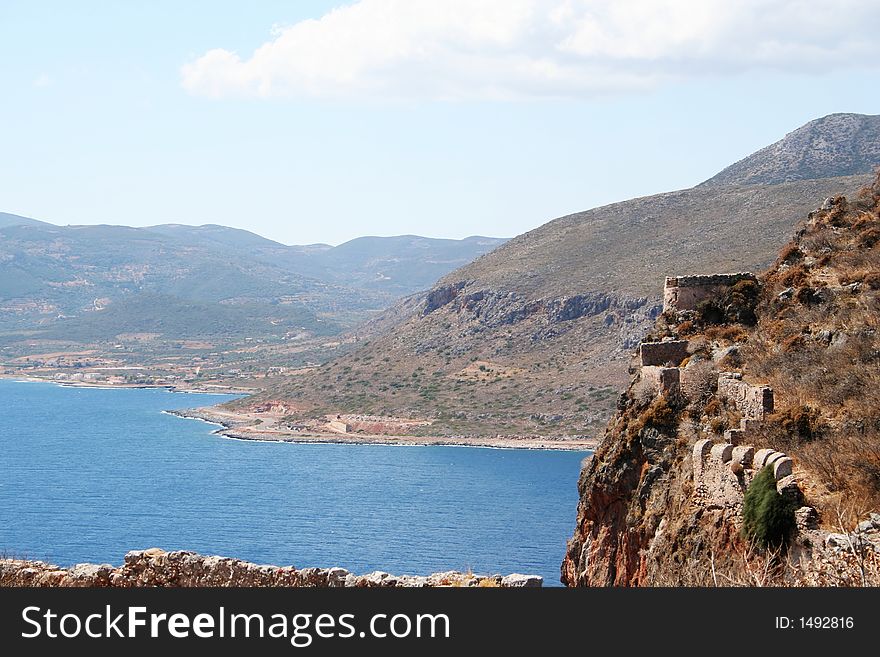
[0,379,589,585]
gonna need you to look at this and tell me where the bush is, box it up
[741,467,796,550]
[773,405,822,444]
[725,279,760,325]
[696,299,725,325]
[628,394,678,438]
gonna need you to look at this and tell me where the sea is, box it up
[0,379,590,586]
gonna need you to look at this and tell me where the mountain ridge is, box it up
[700,113,880,187]
[0,218,507,347]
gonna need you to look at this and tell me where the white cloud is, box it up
[180,0,880,100]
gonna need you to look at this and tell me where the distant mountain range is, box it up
[257,113,879,437]
[0,214,506,343]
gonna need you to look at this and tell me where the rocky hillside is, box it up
[562,175,880,586]
[253,114,875,438]
[701,113,880,187]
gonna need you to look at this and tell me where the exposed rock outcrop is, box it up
[0,548,542,588]
[423,284,651,331]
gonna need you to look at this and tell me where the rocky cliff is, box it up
[0,548,542,588]
[562,175,880,586]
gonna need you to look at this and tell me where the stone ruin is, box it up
[639,339,690,367]
[663,273,757,312]
[691,439,804,524]
[717,372,774,445]
[637,337,720,400]
[636,272,816,530]
[638,339,689,395]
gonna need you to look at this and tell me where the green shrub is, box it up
[741,467,796,549]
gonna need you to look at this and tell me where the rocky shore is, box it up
[0,548,542,588]
[170,406,597,451]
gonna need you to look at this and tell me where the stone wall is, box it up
[717,372,774,420]
[637,340,705,399]
[0,548,543,588]
[327,419,350,433]
[639,340,689,367]
[692,439,802,522]
[663,273,757,312]
[641,366,681,395]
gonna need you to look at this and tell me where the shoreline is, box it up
[2,374,597,451]
[0,373,254,396]
[168,407,598,452]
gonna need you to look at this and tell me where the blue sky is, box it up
[1,1,878,245]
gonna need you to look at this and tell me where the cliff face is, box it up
[0,548,542,588]
[563,176,880,587]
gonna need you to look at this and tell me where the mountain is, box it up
[0,212,47,229]
[249,114,878,438]
[563,175,880,586]
[293,235,508,296]
[146,223,291,250]
[0,219,506,347]
[701,113,880,187]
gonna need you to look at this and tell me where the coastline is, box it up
[1,374,597,451]
[168,406,598,452]
[0,373,254,396]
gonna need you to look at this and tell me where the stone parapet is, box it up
[0,549,542,588]
[663,272,757,312]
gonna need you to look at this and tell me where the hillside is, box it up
[249,113,876,438]
[0,212,47,229]
[562,174,880,586]
[0,219,505,350]
[702,113,880,187]
[253,178,865,437]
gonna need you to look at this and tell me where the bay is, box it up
[0,380,588,585]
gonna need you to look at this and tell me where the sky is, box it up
[1,0,878,246]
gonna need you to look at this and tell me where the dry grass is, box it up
[736,175,880,526]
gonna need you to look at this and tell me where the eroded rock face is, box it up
[423,282,468,315]
[0,549,542,588]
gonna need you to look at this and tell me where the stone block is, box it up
[693,439,712,462]
[731,446,754,468]
[639,340,690,367]
[710,443,733,463]
[795,506,819,531]
[753,449,776,469]
[641,366,681,395]
[724,428,745,445]
[772,457,793,480]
